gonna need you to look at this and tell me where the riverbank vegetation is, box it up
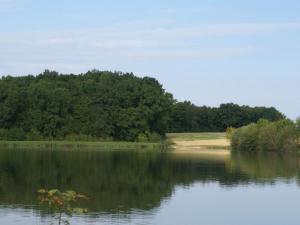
[231,119,300,152]
[0,141,165,151]
[0,70,284,142]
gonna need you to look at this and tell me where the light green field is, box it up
[167,132,226,141]
[0,141,164,150]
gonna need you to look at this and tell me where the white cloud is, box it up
[0,21,299,75]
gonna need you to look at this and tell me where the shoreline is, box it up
[0,141,164,150]
[0,133,231,152]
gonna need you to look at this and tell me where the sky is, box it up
[0,0,299,119]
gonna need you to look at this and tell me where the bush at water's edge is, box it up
[230,119,299,152]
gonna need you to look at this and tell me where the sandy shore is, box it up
[170,139,230,161]
[174,139,230,148]
[167,133,231,154]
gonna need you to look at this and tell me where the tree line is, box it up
[168,101,284,132]
[0,70,285,141]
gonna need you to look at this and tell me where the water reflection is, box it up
[230,151,300,183]
[0,148,299,223]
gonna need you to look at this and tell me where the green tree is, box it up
[38,189,88,225]
[296,117,300,135]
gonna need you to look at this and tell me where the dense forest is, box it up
[0,70,284,141]
[169,101,284,132]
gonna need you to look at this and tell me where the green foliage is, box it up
[0,70,174,141]
[0,129,7,140]
[231,119,299,152]
[231,124,259,151]
[136,133,148,142]
[0,70,284,140]
[38,189,88,225]
[168,102,284,132]
[26,128,43,141]
[136,132,162,142]
[225,127,235,140]
[148,132,162,142]
[5,127,26,141]
[296,117,300,136]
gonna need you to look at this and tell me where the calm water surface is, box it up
[0,148,300,225]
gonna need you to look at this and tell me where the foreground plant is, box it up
[38,189,88,225]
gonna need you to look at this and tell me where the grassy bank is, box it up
[0,141,165,151]
[0,133,228,151]
[167,132,226,141]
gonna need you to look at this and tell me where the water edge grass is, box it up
[0,141,167,151]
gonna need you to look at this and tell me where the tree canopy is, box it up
[0,70,285,141]
[168,101,284,132]
[0,70,173,141]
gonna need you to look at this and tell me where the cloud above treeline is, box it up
[0,21,299,75]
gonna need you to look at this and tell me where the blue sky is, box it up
[0,0,299,119]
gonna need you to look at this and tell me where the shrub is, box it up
[148,132,162,142]
[258,123,278,151]
[231,119,299,152]
[275,120,298,151]
[238,124,259,151]
[136,133,148,142]
[225,127,235,140]
[296,117,300,135]
[26,129,43,141]
[0,128,8,140]
[231,128,242,150]
[6,128,26,141]
[136,132,162,143]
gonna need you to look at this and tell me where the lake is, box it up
[0,148,300,225]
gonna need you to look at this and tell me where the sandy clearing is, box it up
[170,138,230,154]
[172,148,230,155]
[168,133,231,153]
[174,139,230,147]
